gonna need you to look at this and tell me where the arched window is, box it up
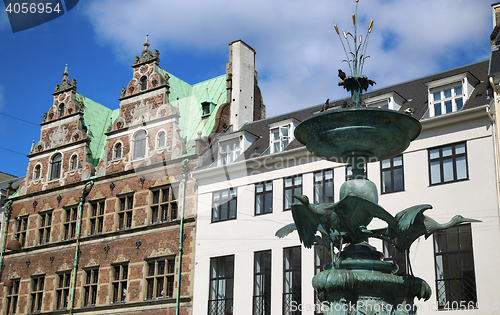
[157,131,166,149]
[70,154,78,171]
[133,130,147,160]
[50,153,62,180]
[58,103,65,118]
[140,77,147,91]
[34,165,41,180]
[114,143,122,159]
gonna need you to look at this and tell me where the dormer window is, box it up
[364,92,404,111]
[140,76,148,91]
[431,85,464,116]
[201,102,211,116]
[270,125,290,154]
[58,103,65,118]
[219,138,241,165]
[425,72,478,118]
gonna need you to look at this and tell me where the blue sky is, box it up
[0,0,494,177]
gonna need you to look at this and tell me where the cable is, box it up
[0,112,39,126]
[0,146,27,156]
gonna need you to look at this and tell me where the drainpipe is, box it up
[69,181,94,315]
[176,159,189,315]
[0,200,13,278]
[489,77,500,231]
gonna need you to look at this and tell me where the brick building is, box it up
[0,38,264,314]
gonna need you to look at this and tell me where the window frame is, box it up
[133,130,148,160]
[30,275,45,313]
[83,267,99,307]
[140,76,148,91]
[255,181,273,215]
[283,246,301,315]
[433,223,477,310]
[208,255,234,315]
[270,124,291,154]
[4,278,20,314]
[428,142,468,186]
[380,155,404,194]
[253,250,271,315]
[218,138,242,166]
[15,216,28,248]
[118,194,134,230]
[346,164,367,181]
[111,263,128,304]
[430,83,464,117]
[89,199,105,236]
[55,271,72,310]
[150,186,178,224]
[314,244,332,315]
[50,153,62,180]
[34,164,41,180]
[113,142,123,160]
[212,189,237,223]
[69,154,78,171]
[313,169,334,204]
[156,130,166,149]
[58,103,65,118]
[283,175,302,211]
[145,257,176,300]
[38,211,52,245]
[63,206,78,240]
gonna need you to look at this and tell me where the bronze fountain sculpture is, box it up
[276,1,480,313]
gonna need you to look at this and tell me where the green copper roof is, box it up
[158,68,227,153]
[76,93,120,167]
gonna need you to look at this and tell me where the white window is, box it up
[270,125,290,154]
[133,130,147,160]
[156,131,166,149]
[219,138,241,165]
[70,154,78,171]
[431,85,464,117]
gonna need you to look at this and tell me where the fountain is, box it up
[276,1,480,314]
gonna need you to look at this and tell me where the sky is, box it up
[0,0,494,177]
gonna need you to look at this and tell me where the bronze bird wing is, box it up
[395,204,433,231]
[275,223,297,238]
[291,202,320,248]
[335,195,398,230]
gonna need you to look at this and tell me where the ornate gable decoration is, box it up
[134,34,160,66]
[54,64,77,94]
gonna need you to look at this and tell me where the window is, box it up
[114,143,122,159]
[34,164,41,180]
[346,165,367,181]
[151,187,178,224]
[208,255,234,315]
[381,155,404,194]
[255,182,273,215]
[133,130,147,160]
[30,275,45,313]
[283,246,301,315]
[429,142,468,185]
[212,189,237,223]
[89,200,105,235]
[118,195,134,229]
[38,211,52,245]
[112,264,128,303]
[314,169,334,204]
[270,125,290,154]
[140,76,148,91]
[146,257,175,300]
[64,207,78,240]
[202,102,211,116]
[15,216,28,248]
[50,153,62,180]
[253,250,271,315]
[431,85,464,117]
[434,224,477,309]
[70,154,78,171]
[58,103,65,118]
[284,175,302,211]
[83,268,99,307]
[5,279,20,314]
[383,241,407,276]
[219,139,241,165]
[156,131,166,149]
[56,272,71,310]
[314,245,332,315]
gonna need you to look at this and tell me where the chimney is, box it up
[227,40,256,131]
[494,2,500,27]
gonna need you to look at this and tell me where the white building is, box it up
[191,4,500,315]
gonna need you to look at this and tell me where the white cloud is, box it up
[83,0,493,117]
